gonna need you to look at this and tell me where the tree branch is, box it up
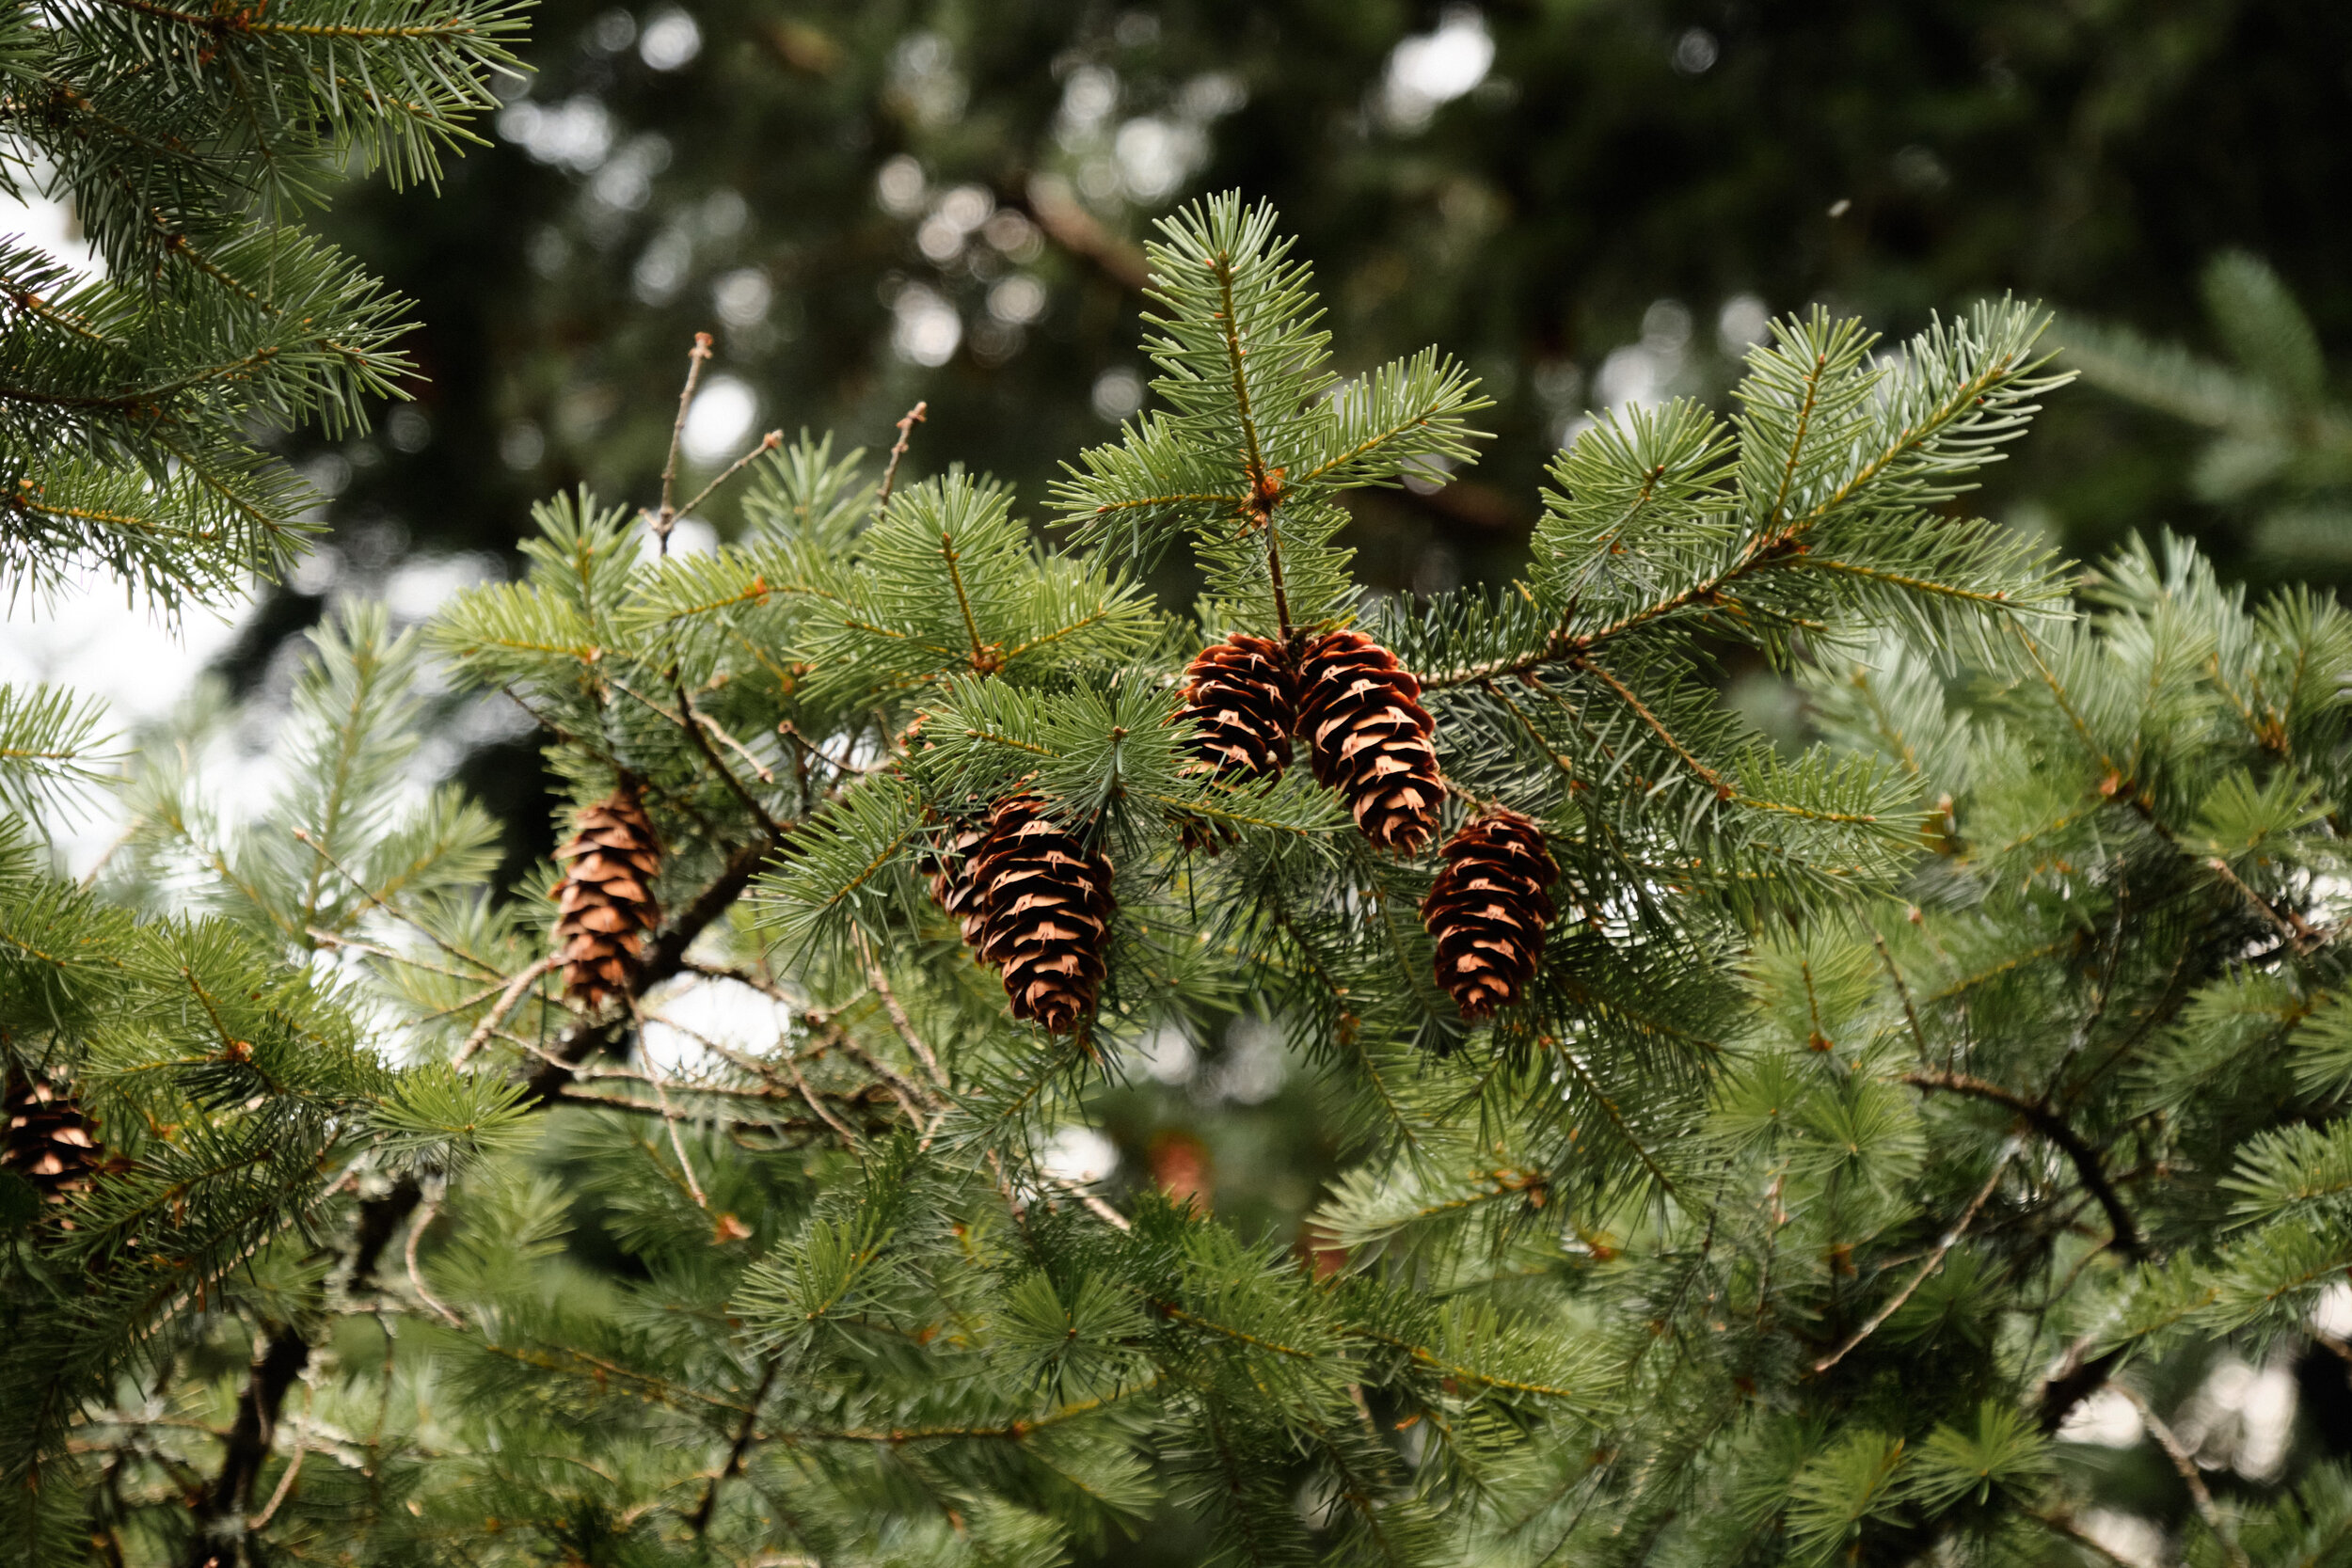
[1903,1069,2144,1261]
[183,1323,310,1567]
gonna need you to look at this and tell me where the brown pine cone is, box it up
[3,1067,123,1211]
[1422,809,1560,1020]
[917,807,993,945]
[1176,633,1298,782]
[967,795,1116,1034]
[1297,628,1443,854]
[552,785,662,1010]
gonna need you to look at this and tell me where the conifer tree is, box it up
[0,0,520,1560]
[14,192,2220,1567]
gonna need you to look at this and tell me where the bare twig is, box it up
[1872,932,1932,1069]
[652,332,715,556]
[694,706,775,783]
[628,995,711,1210]
[244,1390,308,1530]
[851,926,946,1090]
[455,954,559,1067]
[1813,1136,2020,1374]
[1047,1174,1132,1231]
[2113,1383,2248,1568]
[677,430,784,522]
[405,1186,463,1329]
[872,401,928,524]
[674,678,784,837]
[776,721,887,776]
[2026,1506,2143,1568]
[1904,1069,2144,1261]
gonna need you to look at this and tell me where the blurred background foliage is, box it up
[50,5,2352,1554]
[264,0,2352,877]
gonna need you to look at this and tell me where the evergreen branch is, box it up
[1573,654,1732,801]
[1811,1136,2019,1373]
[1341,1327,1587,1402]
[1903,1071,2144,1260]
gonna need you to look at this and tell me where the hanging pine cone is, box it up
[917,806,993,945]
[1422,809,1560,1020]
[1176,633,1298,781]
[1172,633,1298,854]
[3,1067,121,1212]
[966,795,1116,1034]
[1297,628,1443,854]
[552,785,662,1010]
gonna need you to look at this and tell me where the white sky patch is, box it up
[682,375,757,462]
[2056,1386,2142,1448]
[2,188,102,275]
[1133,1025,1196,1085]
[1039,1125,1120,1185]
[2078,1512,2164,1568]
[2317,1278,2352,1338]
[499,96,615,172]
[638,973,797,1078]
[384,554,501,622]
[637,8,701,71]
[1378,8,1494,133]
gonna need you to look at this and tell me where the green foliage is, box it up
[2064,251,2352,575]
[24,197,2352,1568]
[0,0,520,610]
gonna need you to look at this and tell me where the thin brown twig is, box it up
[2026,1506,2142,1568]
[652,332,715,555]
[677,430,783,522]
[851,926,946,1090]
[1903,1069,2144,1260]
[2113,1383,2248,1568]
[628,995,711,1211]
[1812,1135,2020,1374]
[244,1387,309,1529]
[691,1354,782,1534]
[1873,932,1932,1069]
[405,1186,463,1329]
[674,678,784,837]
[455,955,559,1067]
[872,401,927,524]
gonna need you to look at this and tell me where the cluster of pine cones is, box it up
[544,633,1560,1039]
[1174,629,1560,1022]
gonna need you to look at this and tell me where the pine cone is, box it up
[917,806,993,945]
[553,786,662,1009]
[1297,628,1443,854]
[967,795,1116,1034]
[3,1068,121,1210]
[1422,809,1560,1020]
[1176,633,1298,782]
